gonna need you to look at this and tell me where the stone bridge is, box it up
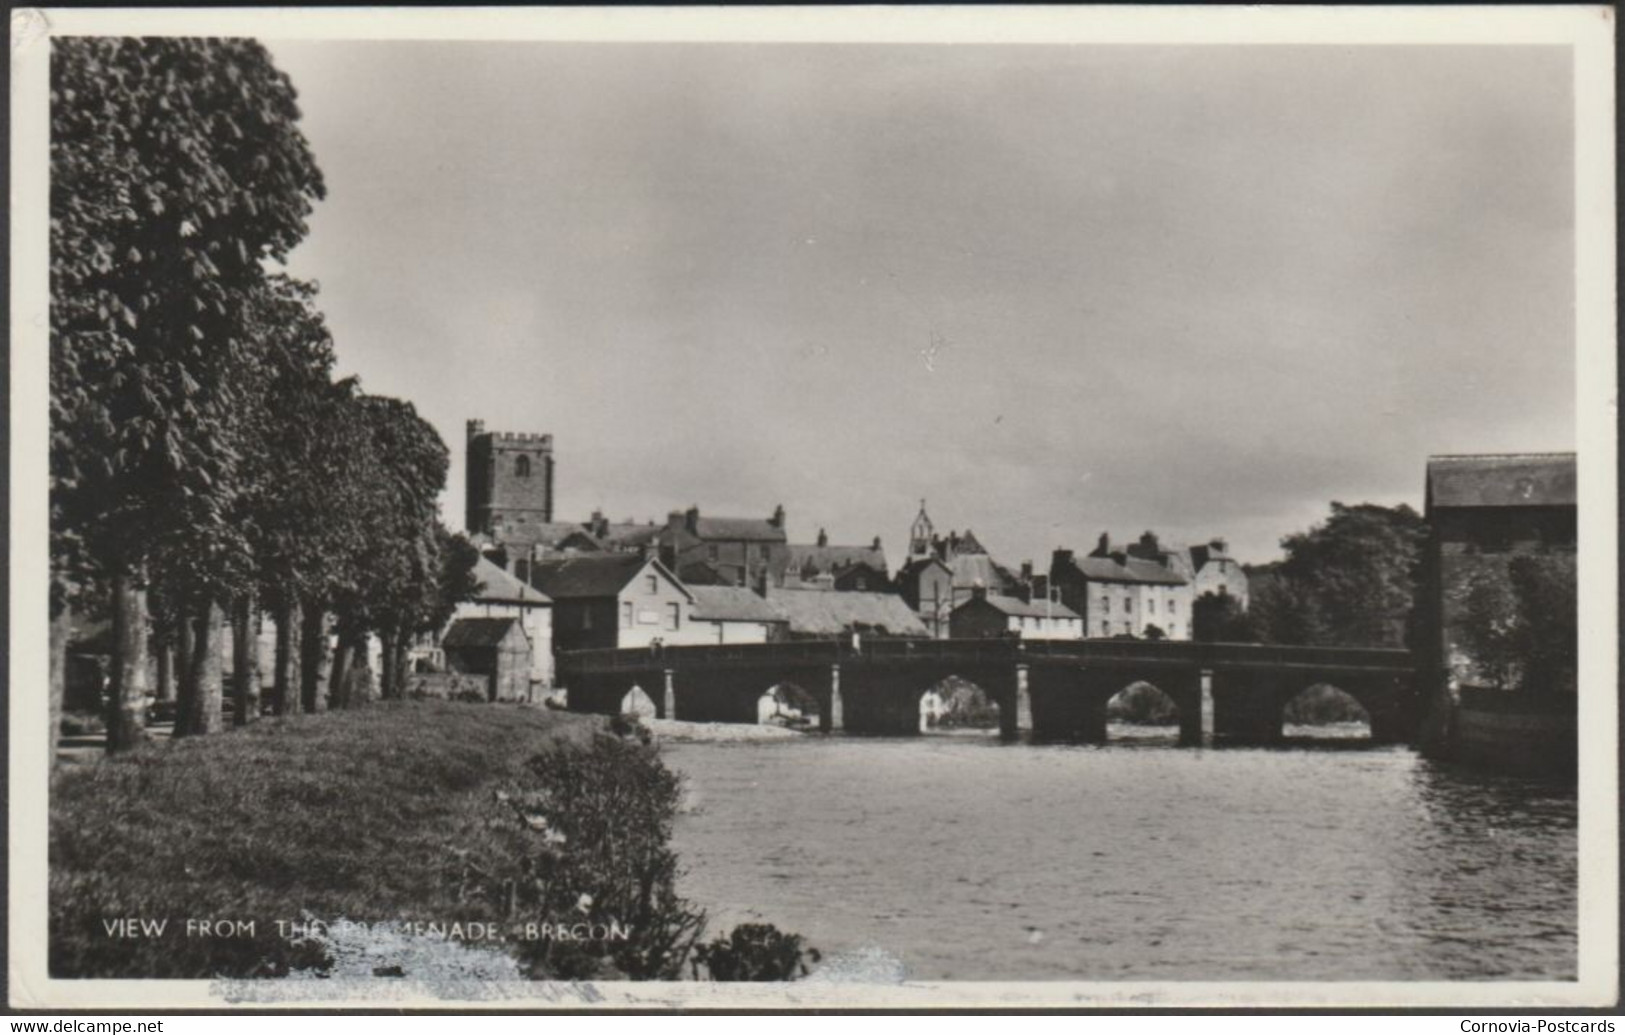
[556,638,1421,745]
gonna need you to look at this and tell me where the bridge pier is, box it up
[1171,670,1204,747]
[1211,670,1282,746]
[1001,664,1033,741]
[823,664,844,733]
[1027,665,1105,743]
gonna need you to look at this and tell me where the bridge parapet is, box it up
[557,638,1416,676]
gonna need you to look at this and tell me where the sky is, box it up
[265,41,1576,567]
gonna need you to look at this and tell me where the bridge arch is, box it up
[620,684,658,719]
[920,676,1002,735]
[1105,680,1183,742]
[758,682,821,729]
[1279,681,1378,744]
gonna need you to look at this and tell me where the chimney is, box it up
[1096,532,1110,555]
[1021,561,1034,582]
[817,527,829,547]
[1210,537,1228,553]
[686,506,699,533]
[1054,548,1074,568]
[666,509,686,530]
[770,504,786,529]
[872,535,882,550]
[971,581,988,602]
[1140,530,1159,551]
[590,508,608,538]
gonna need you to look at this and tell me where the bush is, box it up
[693,923,821,981]
[492,731,704,980]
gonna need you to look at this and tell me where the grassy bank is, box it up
[50,702,613,978]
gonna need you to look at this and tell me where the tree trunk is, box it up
[173,611,196,732]
[273,600,303,716]
[299,605,332,713]
[155,642,173,703]
[177,598,224,737]
[49,593,71,768]
[106,570,150,753]
[231,594,259,726]
[329,625,366,711]
[379,630,397,701]
[394,638,411,699]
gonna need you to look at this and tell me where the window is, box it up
[1169,599,1177,614]
[1100,622,1108,636]
[515,455,531,478]
[707,544,719,562]
[1125,598,1133,611]
[756,543,770,561]
[1101,596,1110,612]
[582,608,593,630]
[646,575,659,594]
[1170,624,1179,638]
[622,601,633,627]
[1149,599,1157,613]
[666,603,681,631]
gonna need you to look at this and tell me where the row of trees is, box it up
[50,38,475,758]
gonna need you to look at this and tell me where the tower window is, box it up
[515,455,531,478]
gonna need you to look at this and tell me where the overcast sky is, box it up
[265,41,1575,566]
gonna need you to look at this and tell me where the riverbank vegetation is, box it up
[50,702,816,981]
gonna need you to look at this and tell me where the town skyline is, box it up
[265,40,1575,566]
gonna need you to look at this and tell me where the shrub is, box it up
[693,923,821,981]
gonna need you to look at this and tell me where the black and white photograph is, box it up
[9,5,1617,1011]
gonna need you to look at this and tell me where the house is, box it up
[657,505,790,588]
[1422,452,1577,694]
[950,587,1084,640]
[441,617,531,702]
[894,555,955,638]
[689,585,789,644]
[452,554,554,685]
[766,586,930,640]
[1051,539,1194,640]
[528,553,707,652]
[785,530,889,591]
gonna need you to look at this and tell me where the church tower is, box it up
[465,420,555,545]
[908,500,935,560]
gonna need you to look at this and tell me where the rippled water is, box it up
[664,727,1576,981]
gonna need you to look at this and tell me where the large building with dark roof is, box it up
[657,505,790,589]
[785,529,889,591]
[1421,452,1577,693]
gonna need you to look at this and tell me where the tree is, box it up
[1458,553,1577,694]
[1191,590,1252,642]
[1251,503,1427,648]
[51,38,325,752]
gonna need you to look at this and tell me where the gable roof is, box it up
[1058,552,1188,586]
[944,551,1022,593]
[896,555,952,580]
[442,616,524,648]
[788,543,888,578]
[957,595,1081,620]
[690,585,787,624]
[692,516,787,542]
[767,588,929,638]
[471,555,552,606]
[528,554,692,601]
[1427,453,1577,509]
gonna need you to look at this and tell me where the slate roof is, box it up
[945,551,1022,593]
[767,588,929,638]
[788,543,888,577]
[1427,453,1577,509]
[471,556,552,606]
[442,616,524,649]
[693,516,786,542]
[528,554,691,601]
[959,595,1081,620]
[1059,553,1188,586]
[690,586,787,624]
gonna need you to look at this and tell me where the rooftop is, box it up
[528,553,686,600]
[470,555,552,606]
[1426,453,1577,509]
[441,616,524,649]
[690,585,787,624]
[767,587,930,638]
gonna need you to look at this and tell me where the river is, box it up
[664,726,1576,982]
